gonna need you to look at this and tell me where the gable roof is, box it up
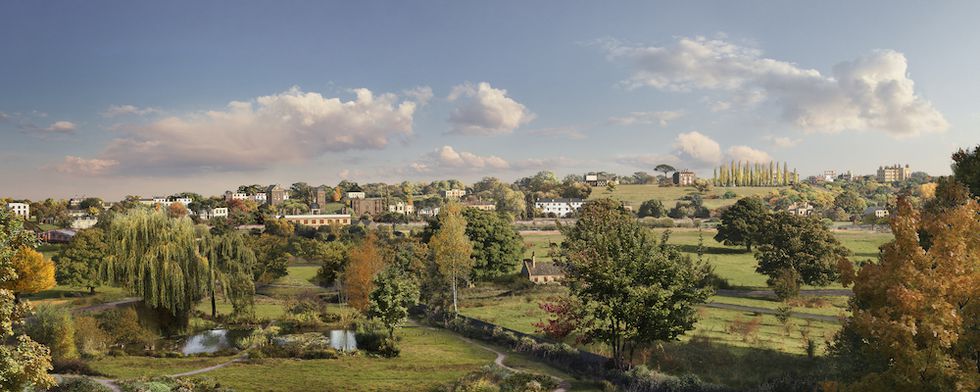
[523,259,564,276]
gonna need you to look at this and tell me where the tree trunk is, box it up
[451,269,459,315]
[89,286,96,295]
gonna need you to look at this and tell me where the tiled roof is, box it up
[523,260,564,276]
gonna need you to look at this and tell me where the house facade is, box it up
[787,201,814,216]
[535,198,585,217]
[387,201,415,214]
[877,164,912,182]
[864,206,889,218]
[584,173,609,187]
[673,170,696,186]
[520,254,563,284]
[266,184,288,206]
[5,202,29,219]
[351,197,386,217]
[441,189,466,200]
[197,207,229,220]
[464,201,496,211]
[39,229,76,243]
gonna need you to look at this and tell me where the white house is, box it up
[197,207,229,220]
[5,202,29,219]
[535,198,586,217]
[441,189,466,200]
[787,201,814,216]
[864,206,889,218]
[387,201,415,214]
[345,191,366,200]
[418,207,441,217]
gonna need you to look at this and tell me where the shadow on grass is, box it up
[675,244,749,255]
[646,336,833,389]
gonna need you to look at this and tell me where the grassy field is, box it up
[521,228,893,288]
[589,184,785,209]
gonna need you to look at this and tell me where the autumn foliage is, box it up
[832,190,979,391]
[1,247,55,296]
[342,233,385,312]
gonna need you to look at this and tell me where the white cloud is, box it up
[763,135,801,148]
[403,86,434,106]
[102,105,161,117]
[50,156,119,175]
[44,121,77,133]
[67,86,424,175]
[673,131,722,166]
[600,36,948,137]
[413,145,510,172]
[447,82,535,135]
[726,145,772,163]
[608,110,683,126]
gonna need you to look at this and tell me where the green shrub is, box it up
[52,358,106,376]
[74,315,110,359]
[99,307,157,352]
[24,304,79,361]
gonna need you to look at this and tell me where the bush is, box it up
[722,191,737,199]
[99,307,157,352]
[24,304,79,361]
[377,337,400,358]
[48,378,112,392]
[52,358,107,376]
[74,315,110,359]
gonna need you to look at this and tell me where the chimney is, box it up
[531,252,536,269]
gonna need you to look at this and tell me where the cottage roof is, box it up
[523,259,564,276]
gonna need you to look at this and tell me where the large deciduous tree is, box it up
[421,208,523,280]
[561,199,712,368]
[199,230,257,318]
[54,228,108,294]
[831,189,979,391]
[952,144,980,196]
[637,199,666,218]
[1,247,55,299]
[342,233,385,312]
[427,203,473,315]
[713,197,768,251]
[754,212,850,288]
[833,190,868,217]
[0,207,55,391]
[103,209,208,332]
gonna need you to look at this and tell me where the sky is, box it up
[1,1,978,200]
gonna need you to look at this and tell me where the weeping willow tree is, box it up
[198,229,256,319]
[103,209,208,333]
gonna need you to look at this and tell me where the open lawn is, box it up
[589,184,786,209]
[205,326,495,392]
[24,285,128,309]
[521,228,893,288]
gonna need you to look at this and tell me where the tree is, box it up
[103,209,208,333]
[637,199,666,218]
[246,234,291,282]
[713,197,768,251]
[0,206,55,391]
[367,267,419,339]
[421,209,523,280]
[831,194,979,391]
[55,228,107,294]
[754,212,850,288]
[654,164,676,180]
[24,305,78,361]
[199,230,257,318]
[1,247,56,299]
[342,233,385,312]
[166,202,189,219]
[561,199,712,368]
[833,190,867,217]
[428,203,473,315]
[952,144,980,196]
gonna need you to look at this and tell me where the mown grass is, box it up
[589,184,786,209]
[89,356,237,379]
[205,326,495,392]
[24,285,129,309]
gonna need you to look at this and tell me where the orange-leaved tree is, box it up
[342,232,385,312]
[1,247,55,299]
[831,181,979,391]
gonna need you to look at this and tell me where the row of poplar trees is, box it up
[712,160,798,187]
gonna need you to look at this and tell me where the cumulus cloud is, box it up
[763,135,801,148]
[673,131,722,166]
[608,110,683,126]
[43,121,77,134]
[64,86,424,175]
[412,145,510,172]
[50,156,119,175]
[102,105,161,117]
[599,36,948,137]
[726,145,772,163]
[447,82,535,135]
[403,86,434,106]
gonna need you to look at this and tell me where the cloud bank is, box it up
[448,82,535,135]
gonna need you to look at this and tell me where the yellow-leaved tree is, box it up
[1,247,55,299]
[342,232,385,312]
[831,179,979,391]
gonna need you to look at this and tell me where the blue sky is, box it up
[1,1,977,200]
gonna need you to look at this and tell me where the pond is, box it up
[330,330,357,351]
[181,329,251,355]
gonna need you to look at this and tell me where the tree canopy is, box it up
[368,267,419,339]
[55,228,108,294]
[560,199,712,368]
[1,247,55,297]
[951,144,980,196]
[199,230,257,318]
[427,203,473,315]
[342,233,385,312]
[754,212,850,287]
[422,208,523,280]
[713,197,768,251]
[637,199,666,218]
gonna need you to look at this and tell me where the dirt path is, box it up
[70,297,142,314]
[702,302,843,323]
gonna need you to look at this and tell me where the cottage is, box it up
[39,229,76,244]
[786,201,814,216]
[464,200,496,211]
[863,206,889,218]
[520,254,564,284]
[4,202,29,219]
